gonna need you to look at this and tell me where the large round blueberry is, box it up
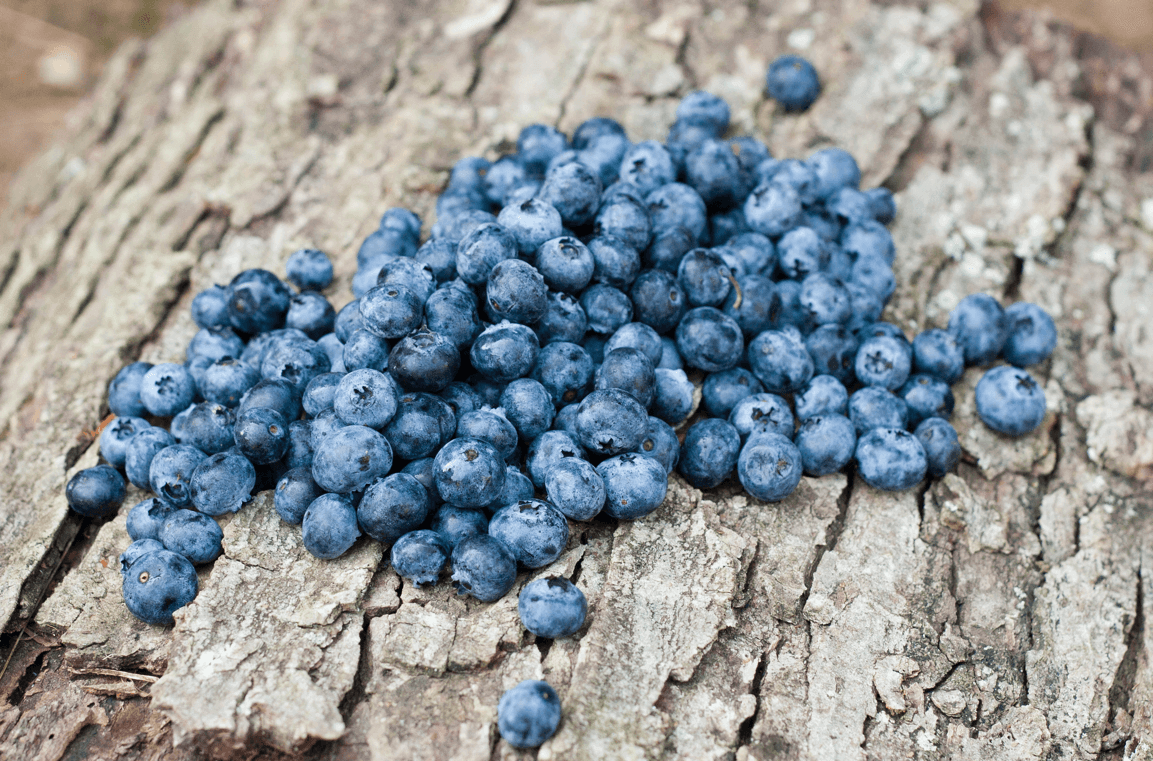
[519,577,587,639]
[630,270,687,334]
[744,181,801,237]
[457,409,519,461]
[575,388,648,457]
[302,493,361,560]
[489,498,570,569]
[456,223,518,285]
[678,249,732,307]
[807,148,861,201]
[587,234,641,289]
[702,368,763,419]
[432,505,489,551]
[651,368,694,426]
[286,291,336,339]
[425,285,482,349]
[638,416,679,475]
[947,293,1009,367]
[595,196,653,254]
[149,445,207,508]
[684,140,741,210]
[747,329,813,394]
[899,374,955,428]
[120,539,165,573]
[676,307,744,372]
[722,274,779,338]
[286,248,333,291]
[485,259,548,324]
[804,324,858,383]
[302,372,343,417]
[848,387,909,435]
[333,369,399,429]
[537,292,588,345]
[646,182,706,242]
[595,348,656,408]
[644,226,696,273]
[108,361,153,418]
[975,366,1047,436]
[99,416,149,469]
[433,438,506,509]
[545,458,605,521]
[121,549,198,625]
[377,258,437,305]
[679,418,741,489]
[728,393,794,441]
[539,163,602,227]
[532,342,594,407]
[618,141,675,195]
[794,375,849,421]
[1002,302,1057,367]
[260,339,332,393]
[126,497,176,542]
[238,377,303,422]
[766,55,821,111]
[471,322,540,383]
[498,680,562,749]
[140,363,196,417]
[358,473,432,544]
[581,284,634,335]
[415,239,458,283]
[855,427,927,491]
[66,465,127,518]
[225,269,291,335]
[855,335,912,390]
[389,329,460,393]
[795,415,856,476]
[605,322,663,367]
[536,236,595,293]
[312,425,393,493]
[390,530,450,586]
[525,430,585,488]
[496,465,536,509]
[359,284,423,340]
[451,534,518,602]
[386,392,454,460]
[598,452,668,520]
[914,418,962,477]
[274,467,323,525]
[191,287,229,330]
[912,328,965,385]
[190,451,255,516]
[737,432,804,502]
[233,407,290,465]
[500,379,556,443]
[159,509,223,564]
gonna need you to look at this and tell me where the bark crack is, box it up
[463,0,519,99]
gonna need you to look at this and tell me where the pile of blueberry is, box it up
[61,53,1057,749]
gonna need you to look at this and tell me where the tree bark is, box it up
[1,0,1151,758]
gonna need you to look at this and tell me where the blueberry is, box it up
[497,198,564,256]
[899,374,955,428]
[729,393,794,441]
[536,292,589,346]
[1002,302,1057,367]
[120,539,167,574]
[359,284,423,340]
[500,379,556,442]
[619,140,675,195]
[646,183,707,242]
[425,283,483,349]
[387,329,460,394]
[140,363,196,417]
[544,458,606,521]
[459,227,518,282]
[946,293,1009,366]
[800,273,852,326]
[587,235,642,289]
[285,291,336,339]
[434,438,506,508]
[777,227,826,281]
[850,254,895,303]
[448,156,493,194]
[860,322,909,344]
[159,509,222,564]
[432,505,490,551]
[637,416,680,475]
[912,328,965,384]
[149,445,207,508]
[469,377,507,409]
[401,457,444,508]
[191,286,230,330]
[766,55,820,111]
[126,497,176,541]
[108,362,154,418]
[498,680,562,749]
[284,420,314,470]
[97,416,148,469]
[605,322,662,366]
[525,430,585,488]
[722,233,776,277]
[702,368,763,419]
[805,324,858,383]
[197,358,257,408]
[312,425,393,493]
[685,139,742,209]
[744,181,802,237]
[456,409,518,462]
[317,333,345,370]
[232,407,289,465]
[679,418,741,489]
[580,132,631,186]
[795,375,849,420]
[390,530,450,586]
[747,329,813,394]
[300,372,341,417]
[595,197,653,253]
[575,388,648,457]
[168,404,197,444]
[914,418,961,477]
[737,432,804,501]
[471,322,540,383]
[644,226,696,273]
[286,248,334,291]
[517,124,568,177]
[595,348,656,408]
[845,282,884,335]
[848,387,909,434]
[358,473,432,544]
[807,148,861,201]
[975,366,1046,436]
[553,403,581,435]
[489,498,569,569]
[678,249,733,307]
[676,90,730,134]
[483,259,547,325]
[771,280,809,332]
[334,300,365,342]
[121,549,198,625]
[676,307,744,372]
[187,327,245,367]
[865,187,897,223]
[413,239,457,284]
[497,465,536,508]
[666,118,716,155]
[439,382,482,423]
[237,377,303,422]
[386,392,454,460]
[598,452,668,520]
[377,258,437,305]
[854,335,912,390]
[539,163,603,227]
[518,577,587,639]
[274,467,322,525]
[226,269,291,334]
[855,428,927,491]
[332,369,398,429]
[190,451,255,516]
[841,221,895,265]
[532,342,594,407]
[358,227,416,267]
[651,368,694,426]
[260,339,332,392]
[451,534,517,602]
[581,284,634,335]
[723,274,780,337]
[572,116,626,150]
[303,493,361,560]
[66,465,127,518]
[795,415,856,476]
[629,270,687,334]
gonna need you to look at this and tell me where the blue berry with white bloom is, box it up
[452,534,518,602]
[190,451,255,516]
[855,428,927,491]
[1002,302,1057,367]
[67,465,127,518]
[391,530,450,586]
[302,493,361,560]
[914,418,962,477]
[679,418,741,489]
[598,453,668,520]
[160,509,223,564]
[766,55,820,111]
[121,549,198,626]
[975,365,1046,436]
[519,577,587,639]
[948,293,1009,366]
[489,498,569,569]
[737,432,804,502]
[286,248,333,291]
[794,415,856,476]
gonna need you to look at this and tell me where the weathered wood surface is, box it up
[0,0,1151,758]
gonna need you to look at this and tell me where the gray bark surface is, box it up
[0,0,1151,758]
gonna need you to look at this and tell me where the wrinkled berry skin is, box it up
[575,388,647,457]
[433,438,507,509]
[451,534,518,602]
[795,415,856,476]
[975,366,1047,436]
[312,425,394,493]
[1002,302,1057,367]
[159,509,223,565]
[855,427,928,491]
[545,458,605,521]
[489,498,570,569]
[915,418,962,477]
[498,680,562,749]
[737,432,804,502]
[67,465,127,518]
[948,293,1009,366]
[519,577,587,638]
[728,393,794,441]
[334,369,399,430]
[358,473,432,544]
[303,493,361,560]
[795,375,849,420]
[679,418,741,489]
[390,530,450,586]
[121,549,198,626]
[598,453,668,520]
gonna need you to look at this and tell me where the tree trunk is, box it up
[1,0,1151,758]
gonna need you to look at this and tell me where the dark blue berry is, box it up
[333,369,398,429]
[841,221,894,265]
[226,269,291,335]
[855,428,927,491]
[637,416,680,475]
[595,348,655,408]
[303,493,361,560]
[457,409,519,461]
[274,467,322,525]
[389,329,460,393]
[596,196,653,253]
[485,259,548,325]
[723,274,780,337]
[237,377,302,422]
[285,420,314,470]
[848,387,909,434]
[685,139,742,209]
[67,465,126,518]
[498,198,564,256]
[587,234,641,289]
[738,432,804,501]
[312,425,393,493]
[912,328,965,384]
[489,498,569,569]
[359,284,423,340]
[619,141,675,195]
[598,452,667,520]
[747,328,813,393]
[679,418,740,489]
[190,451,255,516]
[766,55,820,111]
[120,539,165,572]
[191,287,230,330]
[854,335,912,390]
[108,362,153,418]
[140,363,196,417]
[260,339,332,392]
[676,307,743,372]
[451,534,517,602]
[334,300,365,342]
[532,342,594,407]
[99,416,149,469]
[795,375,849,420]
[391,530,450,586]
[286,292,336,339]
[286,248,333,291]
[518,124,568,177]
[947,293,1009,366]
[121,549,197,625]
[643,226,696,273]
[678,249,732,307]
[434,438,506,508]
[302,372,343,417]
[470,322,540,383]
[544,458,605,521]
[536,292,588,346]
[149,445,207,508]
[850,254,895,303]
[377,258,437,304]
[500,379,556,442]
[702,368,763,419]
[539,163,603,227]
[795,415,856,476]
[646,183,707,242]
[805,324,858,383]
[233,407,290,465]
[160,509,223,564]
[1002,302,1057,367]
[431,505,489,551]
[358,473,432,543]
[525,430,584,488]
[498,680,562,749]
[899,374,955,428]
[126,497,176,541]
[536,237,595,294]
[914,418,961,477]
[519,578,587,638]
[729,393,794,441]
[975,366,1046,436]
[866,187,897,224]
[651,368,694,426]
[744,181,801,237]
[385,392,453,460]
[575,388,647,456]
[424,284,482,349]
[777,227,827,281]
[807,148,860,200]
[800,273,852,326]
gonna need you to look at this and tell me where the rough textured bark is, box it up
[0,0,1152,758]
